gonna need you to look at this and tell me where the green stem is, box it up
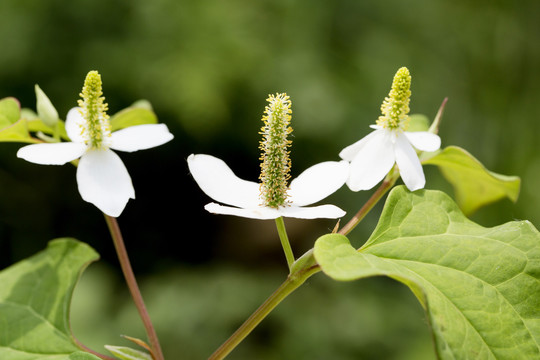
[104,215,164,360]
[74,337,116,360]
[275,216,295,270]
[208,173,399,359]
[208,263,320,360]
[53,121,61,142]
[338,173,398,236]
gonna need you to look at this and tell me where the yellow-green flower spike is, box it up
[376,67,412,131]
[77,70,111,149]
[259,93,293,208]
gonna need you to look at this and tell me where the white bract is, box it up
[17,107,173,217]
[340,125,440,191]
[188,154,349,219]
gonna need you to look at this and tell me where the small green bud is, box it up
[77,70,111,149]
[376,67,412,131]
[35,84,59,128]
[259,93,293,208]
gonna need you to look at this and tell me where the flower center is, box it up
[259,93,293,208]
[376,67,411,132]
[77,71,111,149]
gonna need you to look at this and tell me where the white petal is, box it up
[394,134,425,191]
[187,154,261,209]
[110,124,174,152]
[404,131,441,152]
[17,142,87,165]
[339,129,380,161]
[204,203,280,219]
[77,149,135,217]
[65,107,86,142]
[347,129,395,191]
[278,204,346,219]
[288,161,349,206]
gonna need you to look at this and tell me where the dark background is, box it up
[0,1,539,359]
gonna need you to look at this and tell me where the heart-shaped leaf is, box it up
[315,186,540,359]
[0,238,102,360]
[423,146,520,214]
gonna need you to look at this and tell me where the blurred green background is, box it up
[0,0,539,359]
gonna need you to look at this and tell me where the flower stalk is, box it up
[338,171,399,235]
[104,215,164,360]
[275,216,295,270]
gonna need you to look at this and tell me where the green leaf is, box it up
[109,106,158,132]
[0,97,21,125]
[408,114,430,132]
[0,118,37,143]
[105,345,152,360]
[423,146,521,215]
[19,107,69,141]
[20,108,38,121]
[0,239,102,360]
[314,186,540,359]
[129,99,153,111]
[0,98,39,143]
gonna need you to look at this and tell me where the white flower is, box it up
[17,107,173,216]
[339,125,440,191]
[187,154,349,219]
[340,67,441,192]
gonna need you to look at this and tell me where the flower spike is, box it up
[259,93,293,208]
[77,70,111,149]
[376,67,411,131]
